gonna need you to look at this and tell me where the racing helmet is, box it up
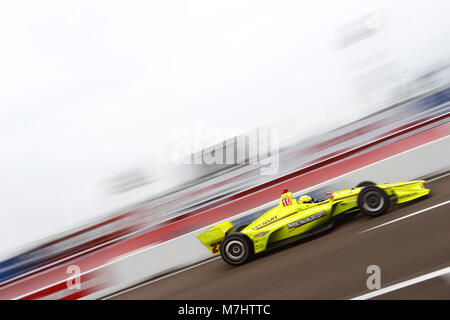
[299,195,313,203]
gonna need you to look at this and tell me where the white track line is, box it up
[427,171,450,182]
[359,200,450,234]
[351,266,450,300]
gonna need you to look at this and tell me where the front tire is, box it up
[357,186,389,217]
[220,233,253,266]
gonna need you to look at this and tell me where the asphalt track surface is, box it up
[109,173,450,300]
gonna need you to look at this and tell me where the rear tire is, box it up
[220,233,253,266]
[357,186,389,217]
[356,181,376,188]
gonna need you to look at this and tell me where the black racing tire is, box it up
[356,181,377,188]
[357,186,389,217]
[220,233,254,266]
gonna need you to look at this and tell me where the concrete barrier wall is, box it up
[86,133,450,299]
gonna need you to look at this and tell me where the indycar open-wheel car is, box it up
[198,180,430,266]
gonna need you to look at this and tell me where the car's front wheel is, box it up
[357,186,389,217]
[220,233,253,266]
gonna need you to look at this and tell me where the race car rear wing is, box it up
[197,221,234,255]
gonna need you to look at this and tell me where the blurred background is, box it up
[0,0,449,291]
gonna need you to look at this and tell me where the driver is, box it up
[298,195,313,203]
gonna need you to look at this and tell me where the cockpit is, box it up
[280,188,323,208]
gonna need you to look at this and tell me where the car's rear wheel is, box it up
[220,233,253,266]
[357,186,389,217]
[356,181,376,188]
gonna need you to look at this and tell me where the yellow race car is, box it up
[197,180,430,265]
